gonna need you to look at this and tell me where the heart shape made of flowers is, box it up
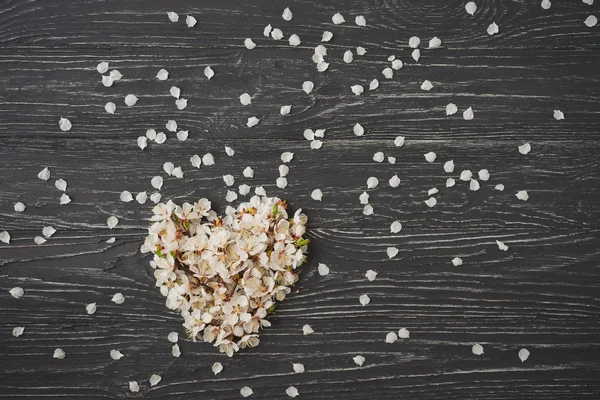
[141,195,309,356]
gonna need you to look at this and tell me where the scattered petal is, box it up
[392,59,403,70]
[463,107,474,120]
[240,93,252,105]
[303,324,314,335]
[86,302,97,315]
[519,348,530,362]
[389,175,401,188]
[156,69,169,80]
[318,263,330,276]
[302,81,314,94]
[541,0,551,9]
[332,12,345,24]
[106,237,116,244]
[186,15,197,27]
[317,61,329,72]
[353,123,365,136]
[292,363,305,373]
[394,136,405,147]
[487,22,499,35]
[386,247,399,259]
[446,103,458,115]
[311,189,323,201]
[425,197,437,208]
[281,152,294,163]
[382,67,393,79]
[478,169,490,181]
[172,344,181,357]
[172,167,183,179]
[96,61,109,74]
[0,231,10,244]
[356,46,367,55]
[469,179,480,191]
[12,326,25,337]
[276,177,288,189]
[59,194,71,205]
[151,176,163,190]
[398,328,410,338]
[390,221,402,233]
[351,85,364,95]
[105,102,116,114]
[150,192,162,203]
[409,36,420,48]
[110,349,124,360]
[129,381,139,393]
[59,118,72,132]
[365,270,378,281]
[111,293,125,304]
[584,15,597,27]
[446,178,456,187]
[519,143,531,155]
[110,70,122,81]
[367,177,379,189]
[34,236,47,245]
[38,167,51,181]
[288,34,301,46]
[496,240,509,251]
[203,153,215,166]
[167,11,179,22]
[271,28,284,40]
[240,386,253,397]
[472,344,484,355]
[212,362,223,375]
[359,191,370,205]
[280,105,292,115]
[465,1,477,15]
[263,24,273,37]
[176,98,188,110]
[424,152,437,162]
[9,287,24,298]
[14,202,26,212]
[369,79,379,90]
[343,50,353,63]
[176,130,189,141]
[170,86,181,99]
[412,49,421,62]
[373,152,385,163]
[460,170,472,181]
[516,190,529,201]
[102,75,114,87]
[495,184,505,191]
[55,179,67,191]
[386,332,398,343]
[107,216,119,229]
[359,294,370,306]
[120,190,133,203]
[42,226,56,238]
[553,109,564,120]
[53,348,66,359]
[444,160,455,173]
[226,190,238,202]
[149,374,161,387]
[355,15,367,26]
[124,94,138,106]
[363,204,374,215]
[452,257,463,266]
[247,117,260,127]
[282,7,293,21]
[204,66,215,79]
[428,36,442,49]
[321,31,333,42]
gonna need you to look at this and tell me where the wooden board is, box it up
[1,0,599,399]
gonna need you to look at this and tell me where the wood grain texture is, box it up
[1,0,600,399]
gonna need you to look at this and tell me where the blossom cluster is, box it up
[141,196,309,356]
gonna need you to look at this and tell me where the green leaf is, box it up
[272,203,279,215]
[267,303,278,314]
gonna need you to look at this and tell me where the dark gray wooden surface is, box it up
[1,0,600,398]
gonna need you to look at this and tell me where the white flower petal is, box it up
[392,59,403,70]
[487,22,499,35]
[129,381,139,393]
[288,34,301,46]
[223,174,235,187]
[14,202,26,212]
[12,326,25,337]
[225,146,235,157]
[156,68,169,80]
[365,269,377,281]
[382,67,393,79]
[317,61,330,72]
[495,184,505,191]
[170,86,181,99]
[86,302,97,315]
[271,28,284,40]
[124,94,138,106]
[519,348,530,362]
[541,0,551,9]
[359,294,370,306]
[389,175,401,188]
[107,216,119,229]
[240,93,252,105]
[9,287,24,298]
[247,117,260,127]
[281,152,294,163]
[446,103,458,115]
[59,118,72,132]
[386,332,398,343]
[203,153,215,166]
[243,167,254,178]
[110,349,124,360]
[496,240,509,251]
[204,66,215,79]
[367,177,379,189]
[428,36,442,49]
[282,7,293,21]
[472,344,484,355]
[311,189,323,201]
[463,107,474,120]
[584,15,597,27]
[373,152,385,163]
[150,192,162,203]
[446,178,456,188]
[175,98,188,110]
[226,190,238,202]
[111,293,125,304]
[317,263,330,276]
[109,70,122,81]
[398,328,410,338]
[53,348,66,359]
[185,15,197,27]
[167,11,179,22]
[343,50,353,63]
[516,190,529,201]
[321,31,333,42]
[443,160,455,173]
[452,257,463,266]
[412,49,421,62]
[280,105,292,115]
[465,1,477,15]
[469,179,480,191]
[351,85,364,95]
[172,167,183,179]
[176,130,189,141]
[355,15,367,26]
[240,386,253,397]
[105,102,116,114]
[332,12,345,24]
[302,81,314,94]
[120,190,133,203]
[353,123,365,136]
[459,170,472,181]
[136,191,148,204]
[42,226,56,238]
[369,79,379,90]
[0,231,10,244]
[424,197,437,208]
[359,191,370,205]
[356,46,366,55]
[518,143,531,155]
[478,169,490,181]
[409,36,420,48]
[424,152,437,162]
[149,374,161,387]
[292,363,305,373]
[59,194,71,205]
[238,184,251,196]
[386,247,399,259]
[390,221,402,233]
[172,344,181,357]
[276,177,288,189]
[394,136,405,147]
[263,24,273,37]
[38,167,51,181]
[363,204,374,215]
[421,80,433,91]
[553,109,565,120]
[96,61,109,74]
[302,324,314,335]
[102,75,114,87]
[34,236,47,245]
[151,176,163,190]
[212,362,223,375]
[55,179,67,191]
[106,237,116,244]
